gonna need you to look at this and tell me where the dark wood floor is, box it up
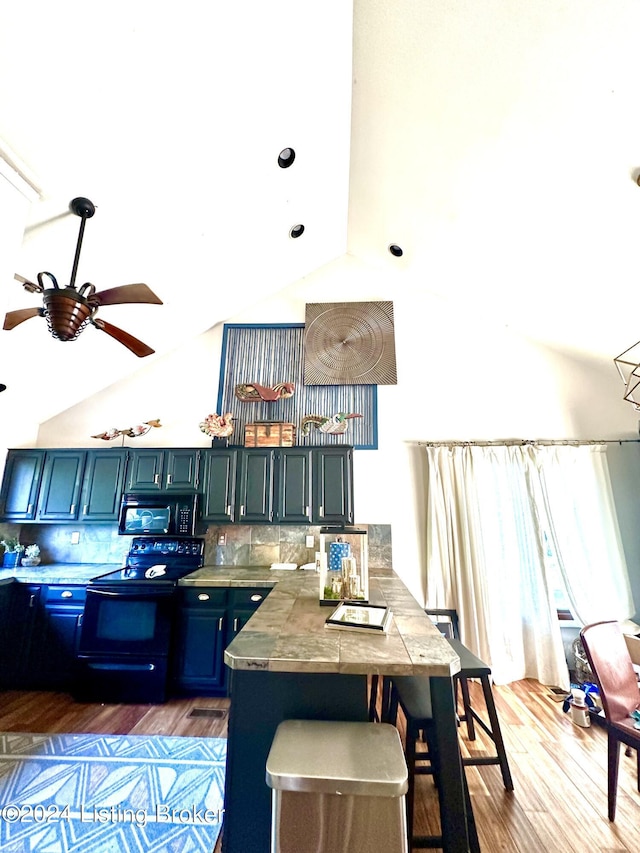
[1,680,639,851]
[0,688,230,738]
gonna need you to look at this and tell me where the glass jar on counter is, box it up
[318,526,369,606]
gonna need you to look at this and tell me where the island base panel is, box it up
[222,670,368,853]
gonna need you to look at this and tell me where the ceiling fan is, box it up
[3,197,162,357]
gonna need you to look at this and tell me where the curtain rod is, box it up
[415,439,640,447]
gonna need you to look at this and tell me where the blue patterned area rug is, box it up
[0,732,226,852]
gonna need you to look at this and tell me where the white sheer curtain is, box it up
[534,444,634,625]
[424,443,634,689]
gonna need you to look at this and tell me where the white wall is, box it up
[33,254,638,602]
[0,170,40,466]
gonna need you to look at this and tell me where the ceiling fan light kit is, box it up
[4,197,162,357]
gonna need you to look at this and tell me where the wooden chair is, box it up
[579,620,640,821]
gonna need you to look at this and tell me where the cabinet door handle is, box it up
[167,474,173,485]
[29,594,37,608]
[240,505,245,516]
[226,505,232,516]
[27,503,33,514]
[70,504,75,514]
[218,617,224,631]
[83,504,88,515]
[250,594,263,602]
[154,474,160,484]
[319,505,324,517]
[61,590,73,599]
[305,505,310,518]
[78,614,83,627]
[233,617,239,631]
[198,593,210,601]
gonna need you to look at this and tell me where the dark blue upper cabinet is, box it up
[125,449,201,492]
[37,451,87,521]
[236,449,275,523]
[80,449,128,521]
[276,448,313,524]
[201,450,237,523]
[313,447,354,525]
[0,450,45,520]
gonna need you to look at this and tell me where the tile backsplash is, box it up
[1,522,393,569]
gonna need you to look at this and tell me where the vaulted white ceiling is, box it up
[2,1,640,425]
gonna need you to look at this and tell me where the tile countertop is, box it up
[178,565,309,588]
[0,564,119,586]
[218,568,461,679]
[0,563,297,587]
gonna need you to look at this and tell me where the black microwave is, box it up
[118,492,199,536]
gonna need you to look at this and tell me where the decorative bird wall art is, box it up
[199,413,234,439]
[91,419,162,441]
[234,382,295,402]
[301,412,363,436]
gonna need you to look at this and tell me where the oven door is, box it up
[75,584,176,703]
[78,585,175,657]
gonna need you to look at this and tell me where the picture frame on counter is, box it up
[325,602,392,633]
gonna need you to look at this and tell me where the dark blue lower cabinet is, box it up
[0,582,14,686]
[173,588,228,694]
[39,589,86,689]
[173,586,271,697]
[1,584,42,688]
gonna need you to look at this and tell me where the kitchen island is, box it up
[221,568,471,853]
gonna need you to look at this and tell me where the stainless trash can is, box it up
[266,719,409,853]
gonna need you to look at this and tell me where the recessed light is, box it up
[290,224,305,239]
[278,148,296,168]
[389,244,403,257]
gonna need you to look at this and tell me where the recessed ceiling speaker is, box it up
[304,301,397,385]
[278,148,296,168]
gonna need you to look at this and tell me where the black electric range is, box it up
[75,536,204,704]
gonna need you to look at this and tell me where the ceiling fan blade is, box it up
[91,317,155,357]
[3,307,42,330]
[14,273,42,293]
[92,283,163,306]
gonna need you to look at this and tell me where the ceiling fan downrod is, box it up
[68,197,95,290]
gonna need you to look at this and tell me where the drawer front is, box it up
[44,585,87,604]
[180,587,228,608]
[229,588,271,610]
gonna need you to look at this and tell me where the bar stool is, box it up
[425,609,513,789]
[389,673,480,851]
[266,719,409,853]
[389,609,514,848]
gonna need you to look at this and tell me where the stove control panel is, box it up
[128,537,205,558]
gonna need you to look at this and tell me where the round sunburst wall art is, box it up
[304,301,397,385]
